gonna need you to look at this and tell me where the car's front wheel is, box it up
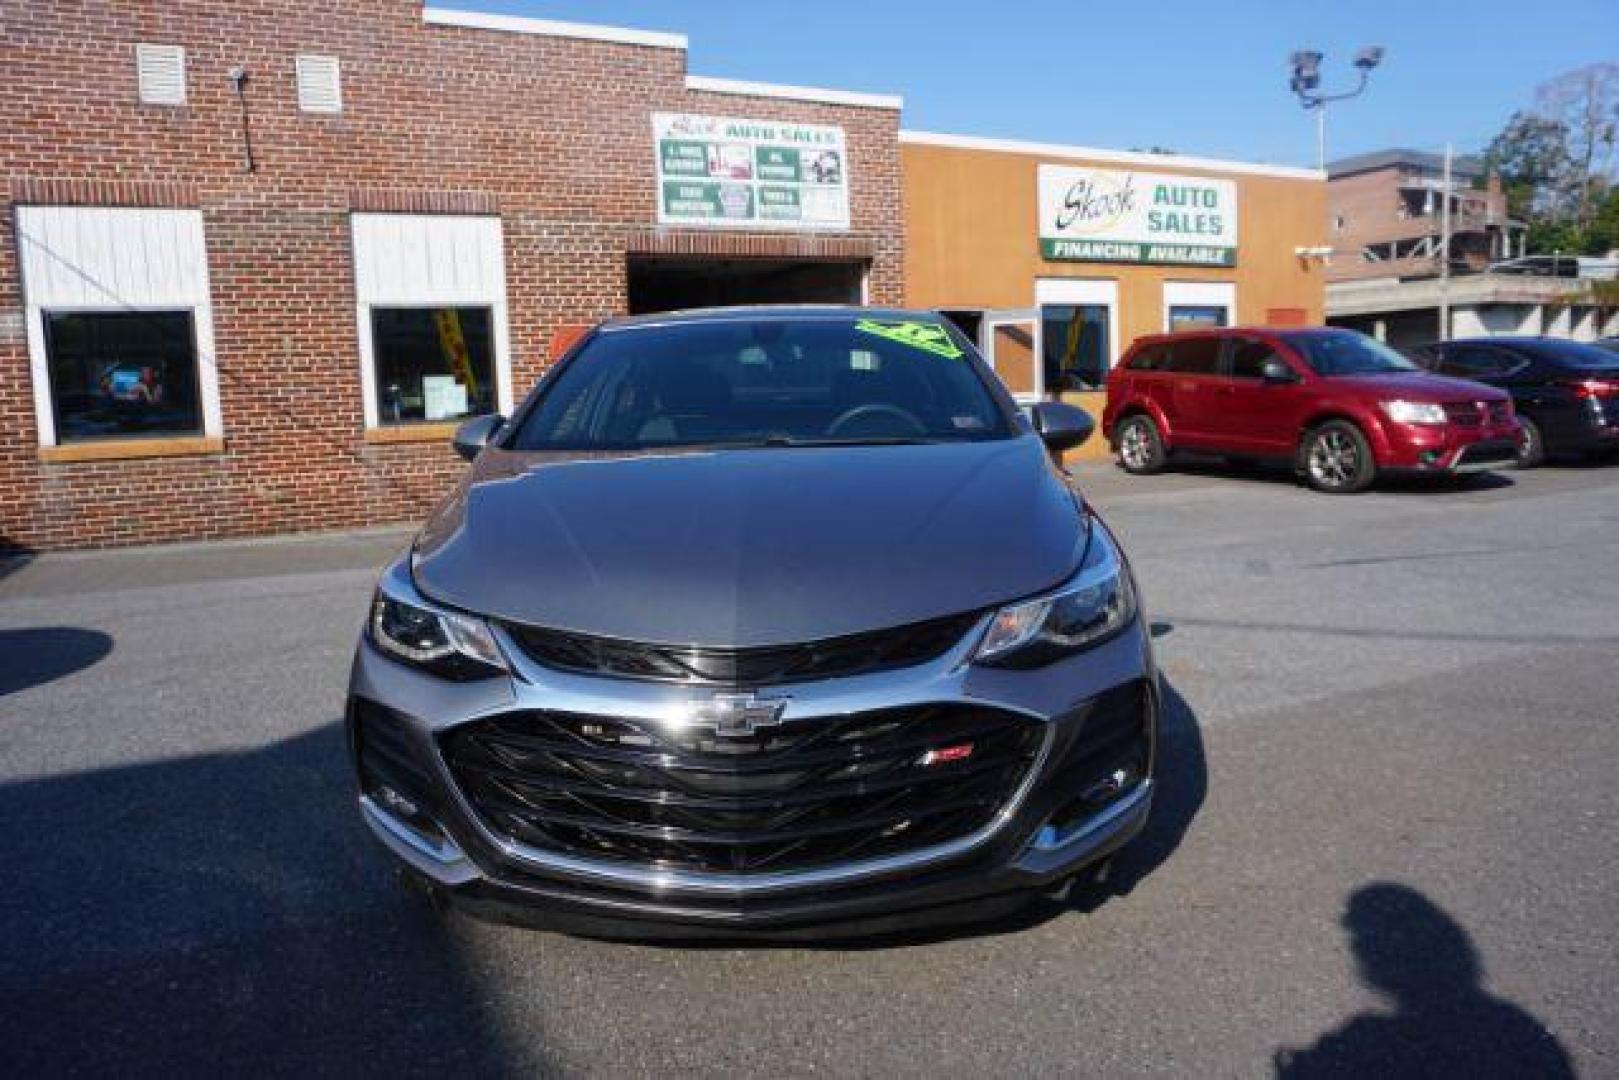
[1300,420,1375,494]
[1514,417,1545,469]
[1115,415,1167,475]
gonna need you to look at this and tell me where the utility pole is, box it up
[1439,143,1453,339]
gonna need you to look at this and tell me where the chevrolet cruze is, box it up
[347,307,1157,937]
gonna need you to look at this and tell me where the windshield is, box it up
[508,315,1013,451]
[1281,330,1420,376]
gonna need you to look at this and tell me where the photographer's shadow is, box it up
[1275,883,1574,1078]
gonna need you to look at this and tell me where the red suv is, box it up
[1102,327,1520,493]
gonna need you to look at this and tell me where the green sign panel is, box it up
[660,139,711,178]
[756,146,802,182]
[662,181,755,221]
[1039,239,1236,266]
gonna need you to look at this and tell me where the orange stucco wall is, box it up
[902,140,1328,459]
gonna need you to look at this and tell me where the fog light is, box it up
[375,784,423,823]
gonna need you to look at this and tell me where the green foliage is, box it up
[1483,65,1619,258]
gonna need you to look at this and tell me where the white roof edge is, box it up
[686,75,902,110]
[899,130,1325,181]
[422,7,687,50]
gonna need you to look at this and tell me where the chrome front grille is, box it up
[440,705,1044,877]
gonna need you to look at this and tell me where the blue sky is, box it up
[437,0,1618,169]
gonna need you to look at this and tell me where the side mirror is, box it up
[1029,401,1095,456]
[452,414,505,461]
[1261,358,1297,384]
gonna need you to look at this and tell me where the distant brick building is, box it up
[1,2,903,550]
[1326,149,1525,284]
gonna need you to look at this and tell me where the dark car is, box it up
[1102,327,1520,493]
[1409,337,1619,466]
[346,307,1159,938]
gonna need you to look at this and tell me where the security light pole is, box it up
[1289,47,1386,170]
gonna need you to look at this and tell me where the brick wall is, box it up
[0,1,904,550]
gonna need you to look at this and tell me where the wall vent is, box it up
[296,54,343,114]
[135,43,187,106]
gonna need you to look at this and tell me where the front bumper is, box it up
[346,566,1159,938]
[1378,420,1521,473]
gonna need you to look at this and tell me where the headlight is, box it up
[369,585,508,681]
[974,524,1137,668]
[1381,400,1447,425]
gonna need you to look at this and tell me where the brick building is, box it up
[1,2,903,550]
[1326,149,1524,284]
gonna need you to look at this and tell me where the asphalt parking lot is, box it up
[2,460,1615,1077]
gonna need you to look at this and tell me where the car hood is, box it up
[412,437,1087,648]
[1326,371,1510,402]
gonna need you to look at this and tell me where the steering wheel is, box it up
[826,403,928,438]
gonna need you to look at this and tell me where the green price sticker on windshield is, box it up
[854,319,964,360]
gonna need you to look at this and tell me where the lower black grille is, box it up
[502,612,982,686]
[440,706,1044,876]
[352,698,441,816]
[1455,440,1517,468]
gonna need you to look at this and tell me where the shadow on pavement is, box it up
[1157,455,1518,496]
[0,627,114,697]
[0,547,33,582]
[0,722,534,1075]
[1274,883,1573,1078]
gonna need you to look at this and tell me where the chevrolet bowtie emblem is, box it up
[690,692,789,737]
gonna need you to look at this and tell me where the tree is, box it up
[1482,112,1572,221]
[1534,64,1619,231]
[1481,64,1619,257]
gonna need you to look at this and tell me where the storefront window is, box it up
[1168,304,1229,332]
[370,306,495,425]
[44,310,203,442]
[1041,304,1110,391]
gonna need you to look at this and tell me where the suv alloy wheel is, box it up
[1300,420,1375,494]
[1115,415,1166,475]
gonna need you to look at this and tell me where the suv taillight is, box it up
[1575,379,1619,399]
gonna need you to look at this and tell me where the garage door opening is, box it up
[627,256,865,315]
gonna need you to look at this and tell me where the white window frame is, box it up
[15,206,223,447]
[1162,281,1236,332]
[1035,277,1119,397]
[349,213,513,429]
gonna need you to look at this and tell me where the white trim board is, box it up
[15,205,224,446]
[349,213,514,428]
[684,75,902,111]
[900,130,1325,182]
[1162,281,1237,330]
[422,7,687,50]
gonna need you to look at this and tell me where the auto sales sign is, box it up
[1038,164,1238,266]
